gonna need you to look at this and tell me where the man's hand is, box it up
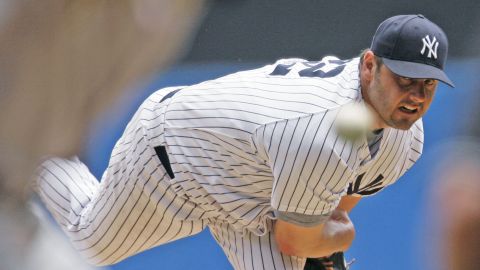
[302,195,361,269]
[274,209,355,258]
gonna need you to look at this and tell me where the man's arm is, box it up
[274,209,354,258]
[337,195,361,212]
[274,196,360,258]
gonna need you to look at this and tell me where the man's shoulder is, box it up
[273,56,359,65]
[409,119,425,140]
[386,120,424,146]
[269,56,360,77]
[409,119,425,151]
[221,56,359,80]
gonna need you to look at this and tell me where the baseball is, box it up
[335,102,373,141]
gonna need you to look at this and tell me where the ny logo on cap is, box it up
[420,35,439,59]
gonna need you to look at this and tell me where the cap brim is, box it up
[382,58,455,87]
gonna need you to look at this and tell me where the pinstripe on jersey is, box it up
[35,56,424,269]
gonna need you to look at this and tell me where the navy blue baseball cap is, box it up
[371,14,454,87]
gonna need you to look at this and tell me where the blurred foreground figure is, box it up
[431,140,480,270]
[427,91,480,270]
[433,134,480,270]
[0,1,205,269]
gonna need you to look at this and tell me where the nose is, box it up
[409,82,426,103]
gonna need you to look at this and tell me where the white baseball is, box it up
[335,102,373,141]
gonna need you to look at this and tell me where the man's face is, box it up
[363,61,438,130]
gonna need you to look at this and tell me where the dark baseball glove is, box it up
[304,252,354,270]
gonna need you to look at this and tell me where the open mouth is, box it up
[399,105,418,114]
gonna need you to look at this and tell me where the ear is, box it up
[360,50,376,85]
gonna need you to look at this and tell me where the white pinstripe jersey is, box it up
[35,56,424,267]
[144,56,424,235]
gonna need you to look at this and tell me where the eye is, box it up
[424,79,437,86]
[398,76,414,87]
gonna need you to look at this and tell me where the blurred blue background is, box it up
[82,1,480,269]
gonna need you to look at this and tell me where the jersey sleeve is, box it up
[252,110,355,218]
[275,210,331,227]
